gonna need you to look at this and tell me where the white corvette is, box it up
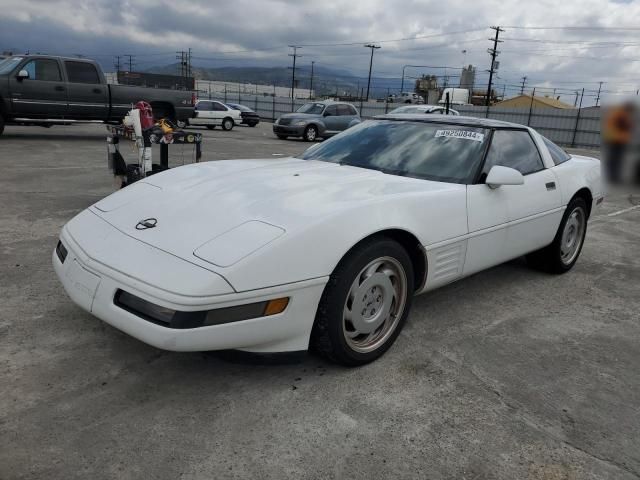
[54,116,603,366]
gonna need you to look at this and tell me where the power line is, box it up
[503,25,640,31]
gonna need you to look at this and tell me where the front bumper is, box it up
[53,220,327,353]
[273,124,305,136]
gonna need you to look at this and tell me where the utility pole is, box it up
[364,43,381,102]
[187,48,192,78]
[485,26,504,107]
[114,55,121,72]
[124,54,135,72]
[309,61,315,100]
[288,46,302,100]
[595,81,603,106]
[574,90,579,107]
[520,76,527,95]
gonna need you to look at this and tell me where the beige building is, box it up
[495,94,574,109]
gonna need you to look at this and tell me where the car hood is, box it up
[89,158,455,269]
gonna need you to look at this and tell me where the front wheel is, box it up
[0,115,5,136]
[276,134,288,140]
[526,197,588,273]
[304,125,318,142]
[222,117,235,131]
[311,237,414,366]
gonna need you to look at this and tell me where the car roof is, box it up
[375,114,528,129]
[314,100,356,107]
[7,54,96,63]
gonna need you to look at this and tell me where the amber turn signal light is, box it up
[263,297,289,316]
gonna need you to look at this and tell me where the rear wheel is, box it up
[304,125,318,142]
[276,134,288,140]
[0,115,4,136]
[311,237,414,366]
[249,122,258,127]
[222,117,234,131]
[206,125,215,130]
[526,197,588,273]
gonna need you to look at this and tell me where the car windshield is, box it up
[297,103,325,115]
[0,57,23,75]
[299,120,489,184]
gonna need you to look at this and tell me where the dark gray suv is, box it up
[273,100,361,141]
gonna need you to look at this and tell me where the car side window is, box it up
[542,136,571,165]
[197,102,211,111]
[212,102,227,111]
[324,105,338,116]
[64,61,100,84]
[337,105,352,116]
[21,59,62,81]
[481,130,545,178]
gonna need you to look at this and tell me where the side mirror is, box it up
[485,165,524,189]
[16,69,29,80]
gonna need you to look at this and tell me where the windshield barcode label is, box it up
[435,130,485,142]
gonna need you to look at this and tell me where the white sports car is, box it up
[54,115,603,366]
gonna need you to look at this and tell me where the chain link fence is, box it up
[196,88,601,149]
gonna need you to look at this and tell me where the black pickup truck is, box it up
[0,55,195,135]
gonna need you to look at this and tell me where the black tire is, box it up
[0,115,4,136]
[310,237,414,366]
[206,125,215,130]
[304,125,318,142]
[526,197,588,274]
[249,122,258,127]
[222,117,234,131]
[276,134,288,140]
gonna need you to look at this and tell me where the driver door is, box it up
[8,58,68,118]
[464,129,562,275]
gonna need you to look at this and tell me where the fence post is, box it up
[527,87,536,126]
[571,88,585,147]
[208,83,211,100]
[255,94,258,112]
[224,84,227,103]
[272,95,276,122]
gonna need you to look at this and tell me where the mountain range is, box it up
[147,63,404,98]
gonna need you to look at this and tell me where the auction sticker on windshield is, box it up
[435,130,485,142]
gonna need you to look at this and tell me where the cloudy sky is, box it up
[1,0,639,105]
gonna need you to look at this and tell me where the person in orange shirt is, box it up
[602,102,634,184]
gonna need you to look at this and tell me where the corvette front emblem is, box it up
[135,218,158,230]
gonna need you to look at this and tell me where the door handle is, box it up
[54,85,65,91]
[92,88,102,94]
[546,182,556,191]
